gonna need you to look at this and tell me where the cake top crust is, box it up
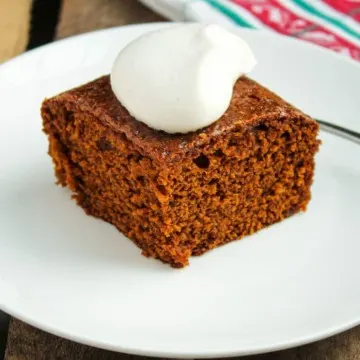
[44,75,316,163]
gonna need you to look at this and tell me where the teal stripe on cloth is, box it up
[204,0,255,28]
[292,0,360,40]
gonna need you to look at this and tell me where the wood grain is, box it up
[56,0,164,39]
[0,0,31,63]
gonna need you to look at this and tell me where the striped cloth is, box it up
[139,0,360,61]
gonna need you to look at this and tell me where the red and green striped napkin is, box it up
[140,0,360,61]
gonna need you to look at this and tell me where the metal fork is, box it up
[316,119,360,145]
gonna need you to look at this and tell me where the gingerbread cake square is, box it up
[42,75,320,267]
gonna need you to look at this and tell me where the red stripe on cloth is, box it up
[230,0,360,61]
[322,0,360,22]
[231,0,312,35]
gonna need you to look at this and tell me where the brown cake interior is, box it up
[42,76,320,267]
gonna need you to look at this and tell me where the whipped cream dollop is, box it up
[111,24,256,133]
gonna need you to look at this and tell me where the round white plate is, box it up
[1,23,360,358]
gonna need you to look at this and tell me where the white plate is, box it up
[0,23,360,358]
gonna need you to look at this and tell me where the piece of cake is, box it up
[42,24,320,267]
[42,74,320,268]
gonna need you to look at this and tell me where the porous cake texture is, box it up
[42,76,320,267]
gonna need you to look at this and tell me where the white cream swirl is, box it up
[111,24,256,133]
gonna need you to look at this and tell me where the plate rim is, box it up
[1,299,360,358]
[1,22,360,358]
[1,21,360,73]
